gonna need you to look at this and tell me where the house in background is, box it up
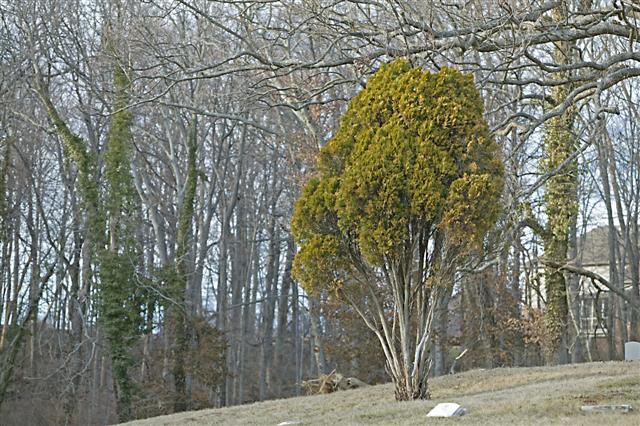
[441,226,636,371]
[532,226,637,360]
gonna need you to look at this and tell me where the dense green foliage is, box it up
[292,60,503,399]
[292,59,502,295]
[100,64,144,422]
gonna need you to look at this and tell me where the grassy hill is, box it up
[124,362,640,425]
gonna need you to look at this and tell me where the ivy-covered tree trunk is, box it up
[36,60,143,422]
[541,5,578,365]
[101,63,141,422]
[169,116,198,413]
[542,97,577,364]
[36,73,102,424]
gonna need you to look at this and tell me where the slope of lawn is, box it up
[124,361,640,425]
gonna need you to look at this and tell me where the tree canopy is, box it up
[292,59,503,400]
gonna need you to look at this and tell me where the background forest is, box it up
[1,0,640,424]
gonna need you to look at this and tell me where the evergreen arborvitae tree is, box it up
[292,60,503,400]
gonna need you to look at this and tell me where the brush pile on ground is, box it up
[302,370,369,395]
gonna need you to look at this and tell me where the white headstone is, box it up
[625,341,640,361]
[426,402,466,417]
[277,421,302,426]
[580,404,633,413]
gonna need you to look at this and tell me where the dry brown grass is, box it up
[123,362,640,425]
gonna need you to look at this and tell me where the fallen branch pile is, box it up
[302,370,369,395]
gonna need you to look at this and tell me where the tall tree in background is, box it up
[539,3,579,365]
[35,52,144,424]
[167,115,198,413]
[292,60,503,400]
[34,63,104,424]
[100,59,143,422]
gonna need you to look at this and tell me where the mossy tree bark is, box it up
[35,71,102,423]
[540,4,579,365]
[542,112,577,364]
[101,63,143,422]
[169,116,198,413]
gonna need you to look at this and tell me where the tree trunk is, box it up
[629,221,640,340]
[226,186,248,406]
[432,289,452,376]
[566,209,583,363]
[171,116,199,413]
[274,238,294,394]
[237,237,259,404]
[259,229,280,401]
[541,5,578,364]
[292,278,302,396]
[308,296,326,377]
